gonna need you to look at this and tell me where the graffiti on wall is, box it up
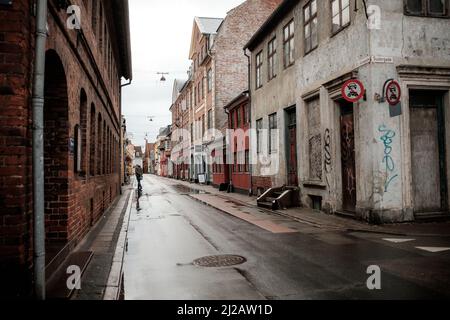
[378,125,398,192]
[324,129,332,174]
[323,128,332,194]
[309,134,323,181]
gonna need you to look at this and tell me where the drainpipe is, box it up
[224,107,231,192]
[244,48,253,196]
[32,0,48,300]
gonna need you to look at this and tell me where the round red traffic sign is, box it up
[386,80,401,106]
[341,79,365,103]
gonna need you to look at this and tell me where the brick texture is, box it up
[252,176,273,196]
[214,0,283,133]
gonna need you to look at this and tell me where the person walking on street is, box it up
[135,165,143,191]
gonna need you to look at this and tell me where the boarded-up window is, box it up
[307,98,322,181]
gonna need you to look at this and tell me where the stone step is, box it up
[257,201,273,209]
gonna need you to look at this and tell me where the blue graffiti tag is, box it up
[379,125,398,192]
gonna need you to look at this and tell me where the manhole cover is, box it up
[193,255,246,267]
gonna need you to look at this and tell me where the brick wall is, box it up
[0,0,124,298]
[214,0,283,133]
[252,176,273,196]
[0,0,34,298]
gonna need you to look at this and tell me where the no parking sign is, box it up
[385,80,401,106]
[341,79,365,103]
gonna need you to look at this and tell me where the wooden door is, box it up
[340,102,357,212]
[287,109,298,186]
[410,90,447,214]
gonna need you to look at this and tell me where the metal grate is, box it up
[193,255,246,268]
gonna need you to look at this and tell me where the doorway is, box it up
[286,107,298,186]
[338,100,357,213]
[410,90,448,216]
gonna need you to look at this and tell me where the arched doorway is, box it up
[44,50,69,255]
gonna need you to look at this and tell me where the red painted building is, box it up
[215,92,251,194]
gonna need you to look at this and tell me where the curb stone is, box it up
[103,189,135,300]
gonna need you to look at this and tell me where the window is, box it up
[256,51,263,89]
[74,125,81,173]
[230,110,235,129]
[79,90,87,176]
[187,90,191,108]
[269,113,277,154]
[207,68,212,92]
[201,77,205,99]
[97,114,102,175]
[405,0,449,16]
[195,85,198,105]
[256,119,263,154]
[89,105,96,176]
[243,104,249,124]
[99,4,103,54]
[304,0,318,54]
[201,115,205,138]
[236,107,242,128]
[283,20,295,68]
[238,151,244,172]
[208,109,213,129]
[331,0,350,34]
[91,1,98,36]
[268,37,277,80]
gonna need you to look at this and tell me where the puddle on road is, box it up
[173,185,209,195]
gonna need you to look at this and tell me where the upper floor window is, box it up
[243,104,249,124]
[304,0,318,54]
[283,20,295,68]
[256,51,263,89]
[256,119,263,154]
[201,78,205,99]
[194,86,197,105]
[268,37,277,80]
[208,109,213,129]
[405,0,449,17]
[230,110,235,129]
[236,107,242,127]
[91,1,98,36]
[331,0,350,34]
[207,68,212,92]
[201,115,205,137]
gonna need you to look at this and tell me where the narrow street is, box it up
[123,175,450,300]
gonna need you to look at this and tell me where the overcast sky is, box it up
[122,0,246,148]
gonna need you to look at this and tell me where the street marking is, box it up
[383,238,415,244]
[416,247,450,253]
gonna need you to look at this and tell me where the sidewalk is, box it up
[71,185,133,300]
[166,177,450,237]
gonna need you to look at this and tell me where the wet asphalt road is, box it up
[123,175,450,300]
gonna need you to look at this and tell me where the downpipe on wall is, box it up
[32,0,48,300]
[244,48,253,197]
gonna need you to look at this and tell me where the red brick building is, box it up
[0,0,132,297]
